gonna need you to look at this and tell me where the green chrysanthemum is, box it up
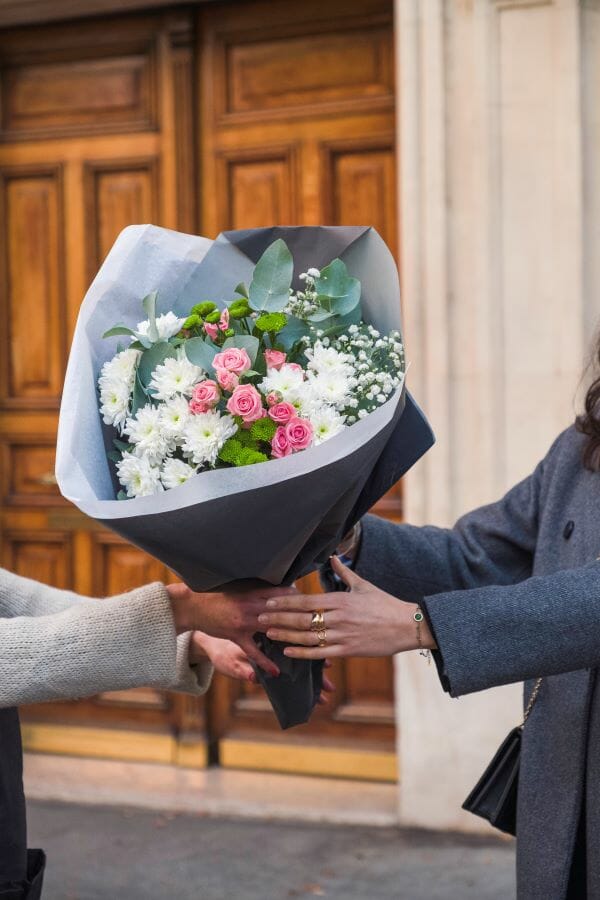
[255,312,288,333]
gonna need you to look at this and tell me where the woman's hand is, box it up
[189,632,337,703]
[258,556,436,660]
[167,582,296,676]
[190,632,258,683]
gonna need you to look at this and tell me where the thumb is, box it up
[330,554,364,591]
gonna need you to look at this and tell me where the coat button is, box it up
[563,520,575,540]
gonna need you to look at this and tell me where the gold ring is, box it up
[310,610,325,632]
[316,628,327,648]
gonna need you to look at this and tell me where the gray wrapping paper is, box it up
[56,224,434,728]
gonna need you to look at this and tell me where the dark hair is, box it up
[576,340,600,469]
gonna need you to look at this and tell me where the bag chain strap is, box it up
[521,677,543,729]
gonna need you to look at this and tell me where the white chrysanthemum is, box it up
[136,312,185,341]
[305,343,354,377]
[125,405,173,465]
[99,378,132,432]
[161,457,197,490]
[159,396,191,443]
[259,364,305,402]
[149,355,203,401]
[310,407,347,445]
[307,370,352,410]
[181,411,237,467]
[117,452,163,498]
[98,348,140,431]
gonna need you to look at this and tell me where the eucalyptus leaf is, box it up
[107,450,122,463]
[185,337,218,373]
[223,334,260,365]
[138,341,177,387]
[315,259,361,316]
[277,316,311,351]
[234,282,249,299]
[132,371,148,417]
[321,304,362,337]
[103,324,138,339]
[248,239,293,312]
[142,291,159,343]
[306,308,333,323]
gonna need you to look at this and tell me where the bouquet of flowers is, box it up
[98,239,405,499]
[56,225,434,728]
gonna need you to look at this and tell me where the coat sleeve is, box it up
[0,569,213,706]
[355,453,546,602]
[420,561,600,696]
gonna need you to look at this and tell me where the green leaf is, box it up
[117,490,129,501]
[223,334,260,366]
[321,305,363,337]
[131,370,148,416]
[234,282,249,299]
[307,308,334,323]
[248,239,293,312]
[138,341,177,388]
[107,449,122,463]
[314,259,361,316]
[250,416,277,443]
[103,324,138,339]
[278,316,311,351]
[142,291,160,343]
[113,438,133,452]
[185,337,218,372]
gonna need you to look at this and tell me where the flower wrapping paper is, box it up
[56,224,435,728]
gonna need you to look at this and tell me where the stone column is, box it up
[394,0,589,831]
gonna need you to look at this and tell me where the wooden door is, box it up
[198,0,400,781]
[0,0,400,782]
[0,9,207,767]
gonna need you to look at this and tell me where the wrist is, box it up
[166,583,195,635]
[410,603,436,651]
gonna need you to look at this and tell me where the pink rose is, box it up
[226,384,264,423]
[264,349,287,370]
[213,347,251,375]
[216,367,239,392]
[189,380,220,413]
[285,416,313,452]
[219,308,230,331]
[271,426,292,459]
[286,363,304,375]
[266,391,282,408]
[204,322,219,341]
[268,401,296,425]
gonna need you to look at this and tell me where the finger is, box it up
[266,627,342,646]
[283,645,344,659]
[330,554,364,590]
[238,638,280,677]
[317,693,329,705]
[266,593,340,612]
[258,585,298,599]
[258,612,313,630]
[322,675,335,693]
[324,659,333,669]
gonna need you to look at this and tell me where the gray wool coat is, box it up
[355,424,600,900]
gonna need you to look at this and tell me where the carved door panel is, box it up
[199,0,399,780]
[0,10,206,766]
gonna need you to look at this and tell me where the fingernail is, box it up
[266,599,276,608]
[248,672,256,683]
[271,667,280,677]
[258,614,268,624]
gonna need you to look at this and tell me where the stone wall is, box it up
[394,0,595,831]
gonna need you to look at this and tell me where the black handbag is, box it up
[462,677,542,836]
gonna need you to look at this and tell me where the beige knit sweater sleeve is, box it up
[0,567,213,707]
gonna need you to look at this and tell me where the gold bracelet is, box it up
[413,606,431,665]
